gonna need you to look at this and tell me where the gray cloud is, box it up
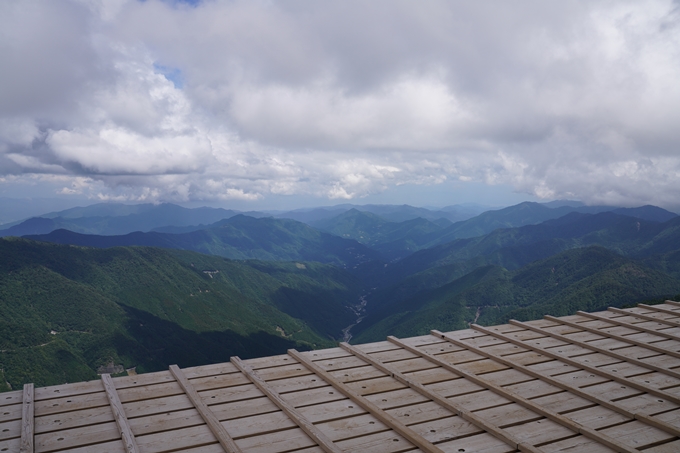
[1,0,680,208]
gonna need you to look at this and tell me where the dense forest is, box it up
[2,201,680,390]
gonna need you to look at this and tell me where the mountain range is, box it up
[2,199,680,390]
[25,215,382,269]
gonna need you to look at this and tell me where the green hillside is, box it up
[361,212,680,291]
[0,238,363,390]
[312,209,446,259]
[352,246,680,343]
[6,205,680,392]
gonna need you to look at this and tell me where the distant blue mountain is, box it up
[25,215,382,269]
[276,203,489,224]
[0,203,265,237]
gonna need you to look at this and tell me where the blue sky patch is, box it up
[154,64,184,89]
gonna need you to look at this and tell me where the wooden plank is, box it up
[217,411,297,439]
[287,348,445,453]
[435,330,631,414]
[338,342,541,453]
[35,392,110,417]
[101,374,139,453]
[469,325,680,439]
[639,304,680,319]
[134,423,220,453]
[406,412,483,442]
[474,324,680,404]
[437,432,517,453]
[0,438,21,453]
[608,307,680,329]
[576,311,680,341]
[34,380,103,401]
[35,420,120,452]
[20,383,33,453]
[548,315,680,359]
[567,405,630,430]
[297,399,367,424]
[231,356,342,453]
[234,426,315,453]
[504,419,576,447]
[515,319,680,379]
[0,391,23,407]
[282,385,348,409]
[540,435,616,453]
[332,429,417,453]
[314,413,386,443]
[600,420,675,449]
[181,361,241,379]
[392,335,640,453]
[108,370,175,390]
[0,419,21,441]
[35,405,114,434]
[169,364,242,453]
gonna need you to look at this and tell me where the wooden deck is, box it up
[4,302,680,453]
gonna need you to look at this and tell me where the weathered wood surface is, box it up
[169,364,242,453]
[230,356,341,453]
[288,348,445,453]
[474,322,680,406]
[510,318,680,379]
[6,305,680,452]
[20,383,33,453]
[101,374,139,453]
[391,335,640,453]
[338,341,543,453]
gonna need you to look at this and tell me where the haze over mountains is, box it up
[2,199,680,390]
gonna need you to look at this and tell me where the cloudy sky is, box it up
[1,0,679,211]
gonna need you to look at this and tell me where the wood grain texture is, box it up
[576,310,680,342]
[101,374,139,453]
[19,383,33,453]
[169,364,243,453]
[391,335,641,453]
[230,356,342,453]
[288,348,446,453]
[609,307,680,328]
[338,341,544,453]
[474,323,680,406]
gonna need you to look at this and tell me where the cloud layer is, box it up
[1,0,680,208]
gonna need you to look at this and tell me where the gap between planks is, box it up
[510,318,680,381]
[338,341,544,453]
[433,328,680,439]
[288,348,446,453]
[474,322,680,407]
[390,335,640,453]
[230,356,342,453]
[543,314,680,360]
[608,307,680,329]
[576,311,680,344]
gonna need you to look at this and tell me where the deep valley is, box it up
[2,200,680,390]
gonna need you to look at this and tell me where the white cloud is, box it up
[1,0,680,209]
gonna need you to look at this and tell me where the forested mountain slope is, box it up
[366,202,676,254]
[352,246,680,342]
[0,238,363,390]
[361,212,680,290]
